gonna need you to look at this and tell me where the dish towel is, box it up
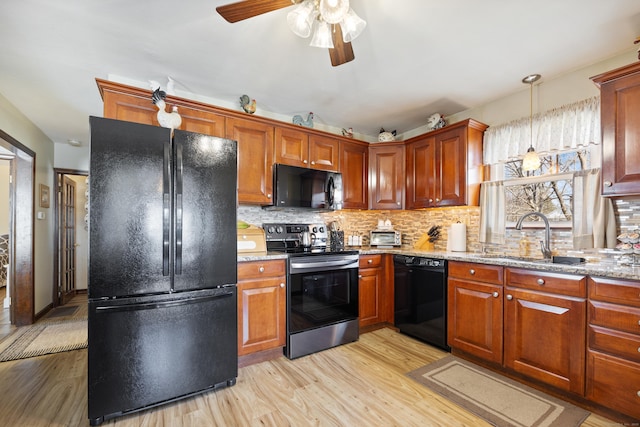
[479,181,506,244]
[572,168,617,249]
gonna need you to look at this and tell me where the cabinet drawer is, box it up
[448,261,503,285]
[586,350,640,420]
[506,268,586,297]
[359,254,382,269]
[238,260,286,280]
[589,325,640,362]
[589,300,640,335]
[589,276,640,307]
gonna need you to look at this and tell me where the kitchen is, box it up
[2,1,640,425]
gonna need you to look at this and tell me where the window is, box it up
[503,150,591,227]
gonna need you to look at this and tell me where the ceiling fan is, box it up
[216,0,365,67]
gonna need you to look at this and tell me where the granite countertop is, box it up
[238,247,640,281]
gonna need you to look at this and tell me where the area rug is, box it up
[0,318,87,362]
[407,356,590,427]
[44,305,79,318]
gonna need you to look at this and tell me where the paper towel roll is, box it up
[449,223,467,252]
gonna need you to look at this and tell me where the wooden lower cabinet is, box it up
[586,276,640,419]
[447,262,504,364]
[504,286,586,394]
[358,254,393,328]
[448,262,587,396]
[504,268,587,395]
[237,260,286,356]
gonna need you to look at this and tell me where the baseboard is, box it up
[238,347,284,368]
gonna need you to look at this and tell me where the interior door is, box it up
[60,175,76,304]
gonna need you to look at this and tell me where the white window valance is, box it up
[483,96,601,165]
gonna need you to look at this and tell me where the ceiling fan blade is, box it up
[216,0,297,23]
[329,25,355,66]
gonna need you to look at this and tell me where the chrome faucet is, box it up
[515,211,552,259]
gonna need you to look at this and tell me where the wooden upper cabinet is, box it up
[309,134,339,171]
[98,79,226,137]
[406,119,487,209]
[340,140,368,209]
[275,127,339,171]
[406,136,436,209]
[274,127,309,168]
[592,62,640,197]
[226,117,274,205]
[369,143,405,210]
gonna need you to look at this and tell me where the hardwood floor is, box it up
[0,327,619,426]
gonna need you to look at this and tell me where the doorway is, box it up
[54,169,88,307]
[0,129,35,326]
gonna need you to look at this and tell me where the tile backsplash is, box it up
[239,197,640,260]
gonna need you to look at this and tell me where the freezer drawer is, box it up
[88,287,237,425]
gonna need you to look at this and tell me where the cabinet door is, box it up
[309,134,339,171]
[226,118,274,205]
[178,107,226,137]
[504,287,586,395]
[359,267,381,327]
[369,144,404,209]
[406,136,436,209]
[596,65,640,196]
[447,278,503,363]
[102,90,226,138]
[274,127,308,168]
[437,129,465,206]
[237,276,286,356]
[103,91,157,125]
[340,141,368,209]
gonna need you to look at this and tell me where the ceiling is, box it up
[1,0,640,146]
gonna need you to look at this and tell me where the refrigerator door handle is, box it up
[94,292,234,313]
[163,141,171,276]
[175,140,183,275]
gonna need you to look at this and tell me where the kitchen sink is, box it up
[475,254,586,265]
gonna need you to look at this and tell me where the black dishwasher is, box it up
[394,255,449,351]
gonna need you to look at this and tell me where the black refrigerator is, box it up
[87,117,238,426]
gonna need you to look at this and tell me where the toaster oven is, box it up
[370,230,401,247]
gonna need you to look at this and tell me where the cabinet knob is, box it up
[368,259,373,264]
[436,198,440,202]
[637,346,640,353]
[469,269,475,275]
[637,390,640,398]
[280,282,285,288]
[267,193,272,198]
[537,278,545,285]
[604,181,612,187]
[311,161,315,165]
[303,160,308,164]
[396,202,401,206]
[492,292,499,298]
[259,266,265,273]
[506,294,513,301]
[358,274,362,278]
[429,198,433,203]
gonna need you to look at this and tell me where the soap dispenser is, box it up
[518,232,529,257]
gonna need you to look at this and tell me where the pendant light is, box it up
[521,74,542,172]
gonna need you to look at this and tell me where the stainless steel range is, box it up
[264,223,360,359]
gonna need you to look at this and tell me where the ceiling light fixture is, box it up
[521,73,542,172]
[287,0,366,49]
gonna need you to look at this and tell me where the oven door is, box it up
[288,253,359,334]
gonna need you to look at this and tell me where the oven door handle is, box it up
[290,259,359,271]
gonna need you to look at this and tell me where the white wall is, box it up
[0,91,55,315]
[448,48,636,131]
[54,143,89,171]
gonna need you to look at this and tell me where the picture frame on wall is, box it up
[39,184,50,208]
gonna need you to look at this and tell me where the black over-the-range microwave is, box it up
[266,163,343,210]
